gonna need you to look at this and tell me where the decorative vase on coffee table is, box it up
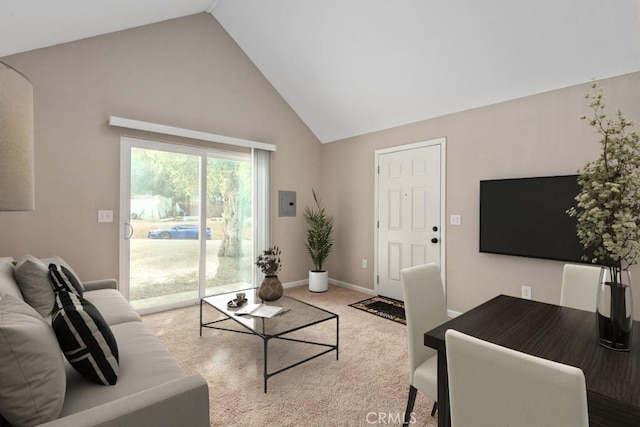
[596,268,633,351]
[258,275,283,301]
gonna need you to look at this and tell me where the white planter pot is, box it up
[309,270,328,293]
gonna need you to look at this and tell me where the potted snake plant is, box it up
[304,189,334,292]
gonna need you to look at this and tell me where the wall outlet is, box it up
[362,259,367,269]
[450,214,461,226]
[521,285,532,300]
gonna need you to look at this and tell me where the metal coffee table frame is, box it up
[200,290,339,392]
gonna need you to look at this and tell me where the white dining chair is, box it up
[560,263,602,311]
[400,263,448,425]
[445,329,589,427]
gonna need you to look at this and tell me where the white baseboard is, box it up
[329,278,377,295]
[282,279,307,289]
[282,278,376,295]
[447,309,462,318]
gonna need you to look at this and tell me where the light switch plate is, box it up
[98,210,113,223]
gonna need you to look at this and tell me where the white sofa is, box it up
[0,256,209,427]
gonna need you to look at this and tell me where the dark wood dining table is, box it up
[424,294,640,427]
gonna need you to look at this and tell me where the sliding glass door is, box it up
[120,137,255,313]
[204,156,253,295]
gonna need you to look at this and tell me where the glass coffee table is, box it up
[199,288,339,392]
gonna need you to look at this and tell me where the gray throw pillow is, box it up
[0,295,66,425]
[13,255,55,317]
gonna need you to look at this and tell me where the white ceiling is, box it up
[2,0,639,143]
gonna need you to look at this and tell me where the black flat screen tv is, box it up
[479,174,590,263]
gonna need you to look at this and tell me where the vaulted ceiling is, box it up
[2,0,639,143]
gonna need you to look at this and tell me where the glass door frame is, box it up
[119,136,253,314]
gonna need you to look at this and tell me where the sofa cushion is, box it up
[48,263,83,296]
[0,257,22,300]
[59,321,185,417]
[0,295,66,426]
[52,291,119,385]
[83,288,142,325]
[13,255,55,317]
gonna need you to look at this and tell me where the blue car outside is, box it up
[147,224,212,240]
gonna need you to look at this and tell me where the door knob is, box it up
[431,238,439,244]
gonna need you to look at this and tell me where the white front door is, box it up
[377,143,442,301]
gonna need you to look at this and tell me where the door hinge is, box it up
[377,275,379,284]
[377,165,380,174]
[377,220,379,229]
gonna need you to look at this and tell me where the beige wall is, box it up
[0,13,321,283]
[3,12,640,316]
[322,71,640,315]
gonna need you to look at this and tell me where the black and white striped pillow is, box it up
[48,263,83,296]
[51,291,119,385]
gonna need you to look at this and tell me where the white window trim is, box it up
[109,116,276,152]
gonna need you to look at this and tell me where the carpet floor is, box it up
[142,284,437,426]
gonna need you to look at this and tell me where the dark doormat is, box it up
[349,296,406,325]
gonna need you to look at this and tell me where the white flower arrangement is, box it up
[568,83,640,282]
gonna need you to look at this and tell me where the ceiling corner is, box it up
[205,0,221,14]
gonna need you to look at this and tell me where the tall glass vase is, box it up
[596,268,633,351]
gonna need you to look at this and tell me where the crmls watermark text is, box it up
[366,412,416,424]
